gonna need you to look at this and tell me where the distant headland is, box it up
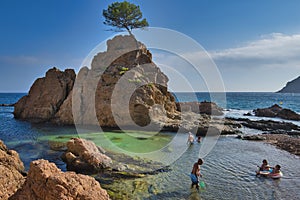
[277,76,300,93]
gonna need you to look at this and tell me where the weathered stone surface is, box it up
[10,159,110,200]
[254,104,300,121]
[13,35,235,133]
[14,67,75,123]
[73,35,180,128]
[176,101,224,116]
[237,134,266,141]
[52,89,74,125]
[263,134,300,156]
[0,140,25,199]
[62,138,112,174]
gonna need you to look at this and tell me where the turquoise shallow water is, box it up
[147,136,300,199]
[0,93,300,199]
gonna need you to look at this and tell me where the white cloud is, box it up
[203,33,300,91]
[211,33,300,69]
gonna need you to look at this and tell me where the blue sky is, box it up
[0,0,300,92]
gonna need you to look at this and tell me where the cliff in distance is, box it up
[277,76,300,93]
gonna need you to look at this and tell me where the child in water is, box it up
[187,132,195,145]
[269,165,281,175]
[256,159,270,175]
[190,158,203,190]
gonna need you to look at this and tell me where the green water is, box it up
[38,130,175,154]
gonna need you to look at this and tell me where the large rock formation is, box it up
[14,35,180,128]
[0,140,25,199]
[10,159,110,200]
[253,104,300,121]
[277,76,300,93]
[14,67,75,123]
[62,138,112,174]
[73,35,179,127]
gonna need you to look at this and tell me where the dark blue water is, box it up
[174,92,300,113]
[0,93,299,199]
[0,93,68,170]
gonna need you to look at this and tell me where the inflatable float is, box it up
[256,169,283,179]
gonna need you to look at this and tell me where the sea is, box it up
[0,92,300,200]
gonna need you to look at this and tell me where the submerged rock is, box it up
[62,138,112,174]
[0,140,25,199]
[237,134,266,141]
[9,159,110,200]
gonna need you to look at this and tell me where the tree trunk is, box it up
[125,26,132,36]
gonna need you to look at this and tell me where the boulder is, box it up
[14,67,75,123]
[0,140,25,199]
[9,159,110,200]
[176,101,223,116]
[62,138,112,174]
[253,104,300,121]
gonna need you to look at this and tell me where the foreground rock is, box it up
[10,159,110,200]
[253,104,300,121]
[0,140,25,199]
[62,138,112,174]
[14,67,75,123]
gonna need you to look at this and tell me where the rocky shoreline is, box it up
[263,134,300,156]
[0,139,110,199]
[232,103,300,156]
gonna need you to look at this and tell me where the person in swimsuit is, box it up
[187,132,195,145]
[190,158,203,190]
[256,159,270,175]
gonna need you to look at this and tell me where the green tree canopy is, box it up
[103,1,149,35]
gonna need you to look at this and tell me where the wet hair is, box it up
[275,165,281,170]
[263,159,268,164]
[198,158,203,165]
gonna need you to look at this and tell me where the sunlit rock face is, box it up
[0,140,25,199]
[71,35,179,128]
[13,35,180,129]
[13,67,75,123]
[9,159,110,200]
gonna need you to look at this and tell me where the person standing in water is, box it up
[187,132,195,145]
[190,158,203,190]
